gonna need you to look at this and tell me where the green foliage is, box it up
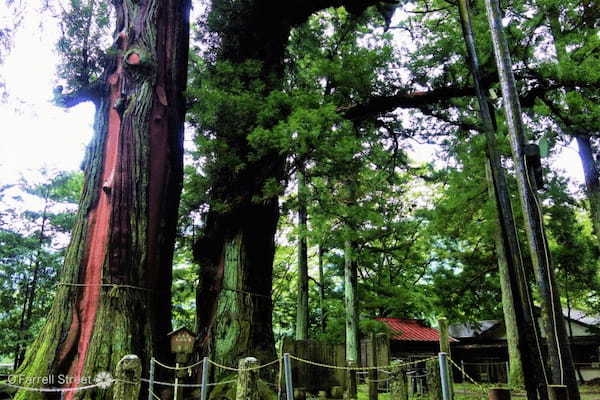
[56,0,112,90]
[0,170,82,362]
[178,0,600,350]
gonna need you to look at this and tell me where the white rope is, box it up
[149,389,162,400]
[140,377,237,388]
[152,357,204,371]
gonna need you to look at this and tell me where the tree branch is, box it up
[53,82,103,108]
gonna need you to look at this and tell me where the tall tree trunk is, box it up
[194,0,381,374]
[485,164,527,388]
[15,0,189,398]
[575,134,600,239]
[484,1,580,399]
[344,239,359,364]
[456,1,545,396]
[15,191,49,369]
[296,167,309,340]
[546,6,600,245]
[344,238,359,399]
[318,246,326,333]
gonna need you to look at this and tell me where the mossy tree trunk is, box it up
[485,1,580,399]
[194,0,382,375]
[15,1,190,398]
[296,166,309,340]
[458,1,545,397]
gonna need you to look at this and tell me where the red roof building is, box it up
[376,318,457,342]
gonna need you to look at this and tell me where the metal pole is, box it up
[174,362,180,400]
[200,357,209,400]
[461,360,465,383]
[283,353,294,400]
[147,358,155,400]
[438,353,451,400]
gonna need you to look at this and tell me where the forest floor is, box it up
[356,383,600,400]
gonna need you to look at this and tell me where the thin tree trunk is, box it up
[296,166,309,340]
[15,1,189,398]
[485,164,527,388]
[344,238,359,399]
[456,1,546,396]
[318,246,326,333]
[484,1,580,399]
[14,191,50,369]
[344,239,359,364]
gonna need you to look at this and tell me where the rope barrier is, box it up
[287,355,437,371]
[365,376,393,383]
[149,389,162,400]
[221,287,270,299]
[152,357,204,371]
[57,282,152,291]
[447,357,486,394]
[208,357,282,372]
[140,378,237,388]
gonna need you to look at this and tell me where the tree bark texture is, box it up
[344,239,359,364]
[15,1,189,398]
[194,0,381,374]
[575,131,600,239]
[484,1,580,399]
[296,168,309,340]
[318,246,326,333]
[458,1,545,395]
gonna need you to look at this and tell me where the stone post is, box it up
[236,357,261,400]
[113,354,141,400]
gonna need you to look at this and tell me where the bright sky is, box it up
[0,6,586,191]
[0,7,94,186]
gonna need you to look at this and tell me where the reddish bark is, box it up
[15,1,189,398]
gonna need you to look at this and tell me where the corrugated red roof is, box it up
[376,318,457,342]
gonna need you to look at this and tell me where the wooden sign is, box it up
[168,327,196,354]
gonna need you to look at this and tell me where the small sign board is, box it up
[168,327,196,354]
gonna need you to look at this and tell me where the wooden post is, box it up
[368,333,378,400]
[547,385,568,400]
[113,355,142,400]
[390,362,408,400]
[236,357,260,400]
[484,1,580,399]
[427,358,442,400]
[488,388,512,400]
[345,361,358,400]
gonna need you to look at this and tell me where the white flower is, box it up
[94,371,113,389]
